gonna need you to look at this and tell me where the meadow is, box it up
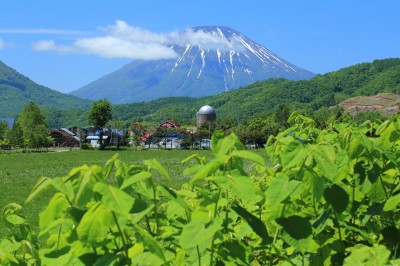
[1,116,400,265]
[0,148,266,238]
[0,149,203,236]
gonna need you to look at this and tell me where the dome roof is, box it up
[198,105,216,115]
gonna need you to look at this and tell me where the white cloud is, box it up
[74,36,177,59]
[169,28,244,52]
[32,20,244,60]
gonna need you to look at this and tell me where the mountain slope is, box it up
[0,61,91,117]
[70,26,315,104]
[109,58,400,122]
[339,93,400,116]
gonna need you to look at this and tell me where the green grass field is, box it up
[0,148,267,238]
[0,148,212,237]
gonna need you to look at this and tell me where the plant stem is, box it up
[138,194,153,235]
[57,225,62,251]
[151,181,159,235]
[197,245,201,266]
[333,211,344,252]
[112,211,129,259]
[210,187,222,265]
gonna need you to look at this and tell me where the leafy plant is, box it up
[1,114,400,265]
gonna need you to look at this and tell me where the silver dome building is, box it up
[196,105,216,127]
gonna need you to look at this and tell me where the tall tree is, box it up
[7,120,24,147]
[18,101,50,148]
[88,99,112,149]
[274,103,291,129]
[0,121,8,140]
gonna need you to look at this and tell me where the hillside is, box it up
[339,93,400,116]
[0,60,91,117]
[109,58,400,123]
[70,26,314,103]
[1,58,399,128]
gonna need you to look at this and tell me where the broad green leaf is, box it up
[312,209,332,235]
[280,140,308,169]
[73,169,96,207]
[344,244,390,266]
[63,164,90,183]
[211,130,231,155]
[76,202,114,245]
[121,171,152,189]
[128,243,144,259]
[50,177,75,200]
[301,169,325,203]
[313,147,338,180]
[135,226,166,262]
[5,214,26,225]
[265,174,300,206]
[324,184,349,213]
[366,181,387,203]
[25,176,51,203]
[94,254,119,266]
[212,131,244,156]
[93,183,135,214]
[179,219,222,249]
[378,122,400,151]
[104,153,119,180]
[191,206,213,224]
[39,218,74,237]
[219,240,250,265]
[383,193,400,211]
[189,157,225,184]
[128,204,155,224]
[157,185,191,210]
[114,159,131,187]
[232,203,270,242]
[280,232,319,254]
[144,159,170,181]
[276,215,312,240]
[131,179,154,199]
[231,150,265,166]
[0,247,18,263]
[214,174,262,205]
[39,192,70,231]
[131,252,165,266]
[375,119,391,135]
[0,239,21,253]
[39,246,85,266]
[347,137,366,160]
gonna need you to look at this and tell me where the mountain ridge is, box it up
[70,26,315,103]
[0,60,91,117]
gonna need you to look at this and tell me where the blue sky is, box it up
[0,0,399,93]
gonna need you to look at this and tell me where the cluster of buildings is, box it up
[49,105,217,149]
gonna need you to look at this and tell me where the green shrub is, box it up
[1,115,400,265]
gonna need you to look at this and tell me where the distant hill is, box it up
[1,57,399,128]
[0,60,91,117]
[109,58,400,123]
[70,26,314,104]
